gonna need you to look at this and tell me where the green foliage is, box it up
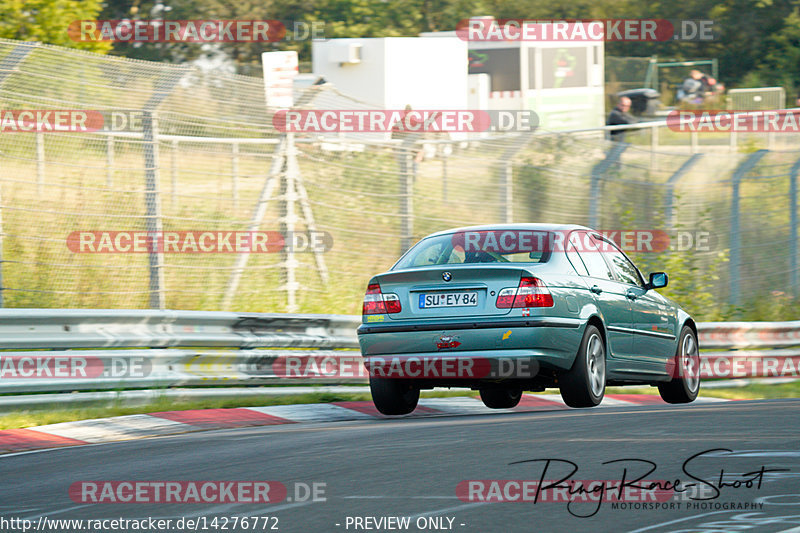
[0,0,111,53]
[658,247,729,322]
[7,0,800,94]
[624,207,730,322]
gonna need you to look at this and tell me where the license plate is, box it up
[418,292,478,308]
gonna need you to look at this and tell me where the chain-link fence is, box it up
[1,39,800,319]
[604,55,654,103]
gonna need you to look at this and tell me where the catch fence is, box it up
[1,39,799,318]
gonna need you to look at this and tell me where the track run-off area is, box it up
[1,397,799,533]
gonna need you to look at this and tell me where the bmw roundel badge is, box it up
[442,271,452,282]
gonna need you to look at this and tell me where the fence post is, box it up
[170,139,178,209]
[282,133,299,312]
[139,66,187,308]
[0,181,4,307]
[503,161,513,223]
[222,137,284,310]
[35,132,45,194]
[398,138,415,253]
[106,134,114,187]
[142,111,165,310]
[0,42,34,309]
[650,125,659,174]
[232,142,239,211]
[729,149,768,306]
[494,131,534,224]
[0,42,39,86]
[790,156,800,298]
[442,151,448,203]
[665,154,703,230]
[589,143,627,228]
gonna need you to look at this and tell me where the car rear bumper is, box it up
[357,316,581,335]
[357,317,584,378]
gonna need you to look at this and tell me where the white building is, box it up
[311,25,605,132]
[311,37,468,110]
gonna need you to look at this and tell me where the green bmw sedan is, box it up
[357,224,700,415]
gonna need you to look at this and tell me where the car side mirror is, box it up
[644,272,668,290]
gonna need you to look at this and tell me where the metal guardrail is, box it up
[0,309,359,350]
[0,310,361,396]
[0,311,797,401]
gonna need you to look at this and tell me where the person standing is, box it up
[606,96,635,142]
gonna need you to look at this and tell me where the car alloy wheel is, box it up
[587,333,606,398]
[559,324,606,408]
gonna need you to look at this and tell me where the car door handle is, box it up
[626,290,638,300]
[590,285,603,294]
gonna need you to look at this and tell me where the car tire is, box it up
[479,387,523,409]
[559,324,606,408]
[658,326,700,404]
[369,377,420,415]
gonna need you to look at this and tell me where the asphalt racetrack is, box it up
[2,399,799,533]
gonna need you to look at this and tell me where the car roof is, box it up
[423,223,594,239]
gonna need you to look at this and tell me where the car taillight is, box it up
[362,283,402,315]
[496,276,554,308]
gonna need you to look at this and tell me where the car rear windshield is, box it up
[393,230,553,269]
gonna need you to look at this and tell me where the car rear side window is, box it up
[573,233,614,280]
[597,236,644,286]
[566,240,589,276]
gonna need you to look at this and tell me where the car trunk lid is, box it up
[372,265,541,320]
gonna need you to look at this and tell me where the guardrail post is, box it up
[790,156,800,298]
[665,154,703,230]
[589,143,627,228]
[143,111,165,309]
[729,149,769,306]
